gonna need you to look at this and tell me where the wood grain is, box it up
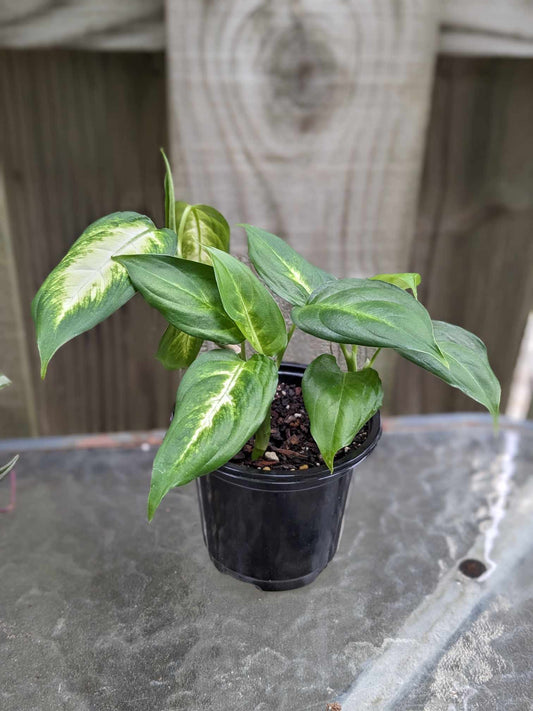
[2,0,533,57]
[440,0,533,57]
[0,50,179,435]
[0,1,164,50]
[0,169,38,437]
[166,0,441,371]
[392,57,533,415]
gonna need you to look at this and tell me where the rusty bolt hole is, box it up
[459,558,487,578]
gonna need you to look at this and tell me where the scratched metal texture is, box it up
[0,415,532,711]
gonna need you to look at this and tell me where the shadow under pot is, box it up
[196,362,382,592]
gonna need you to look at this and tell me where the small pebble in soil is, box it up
[231,381,370,472]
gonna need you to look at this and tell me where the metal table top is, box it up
[1,414,532,711]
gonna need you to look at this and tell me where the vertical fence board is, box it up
[0,170,38,436]
[392,57,533,415]
[165,0,441,369]
[0,50,178,435]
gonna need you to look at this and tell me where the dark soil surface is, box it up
[231,380,370,472]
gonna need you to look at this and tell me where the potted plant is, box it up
[31,152,500,590]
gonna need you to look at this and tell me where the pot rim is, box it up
[215,411,381,487]
[213,361,382,488]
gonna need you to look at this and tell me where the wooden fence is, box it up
[1,1,532,436]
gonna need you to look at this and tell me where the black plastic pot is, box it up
[196,362,381,591]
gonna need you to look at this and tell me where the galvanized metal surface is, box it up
[1,415,532,710]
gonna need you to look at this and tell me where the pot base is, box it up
[210,556,324,592]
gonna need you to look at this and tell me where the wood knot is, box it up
[266,20,339,133]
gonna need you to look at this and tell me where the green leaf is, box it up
[32,212,177,378]
[207,247,287,356]
[114,254,243,345]
[371,272,421,299]
[177,203,230,265]
[0,373,11,390]
[157,325,203,370]
[243,224,334,305]
[148,350,278,519]
[161,149,177,233]
[397,320,501,418]
[0,454,19,482]
[163,188,230,357]
[292,278,446,363]
[302,355,383,471]
[171,202,230,355]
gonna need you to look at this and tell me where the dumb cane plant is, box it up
[32,152,500,521]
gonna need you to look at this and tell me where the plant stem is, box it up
[240,342,247,360]
[340,344,358,372]
[251,412,271,461]
[253,324,297,460]
[365,347,382,369]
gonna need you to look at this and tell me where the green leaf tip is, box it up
[40,360,48,380]
[147,473,167,521]
[161,148,177,232]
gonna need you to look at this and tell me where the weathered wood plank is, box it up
[0,1,164,50]
[2,0,533,57]
[166,0,441,370]
[440,0,533,57]
[0,50,178,435]
[506,312,533,420]
[392,57,533,415]
[0,170,38,437]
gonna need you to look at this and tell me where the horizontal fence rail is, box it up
[0,1,532,56]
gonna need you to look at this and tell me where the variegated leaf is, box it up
[244,224,334,305]
[114,254,243,345]
[207,247,287,356]
[177,203,230,264]
[302,355,383,471]
[371,272,421,299]
[397,320,501,419]
[0,373,11,390]
[148,350,278,519]
[157,325,203,370]
[32,212,177,377]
